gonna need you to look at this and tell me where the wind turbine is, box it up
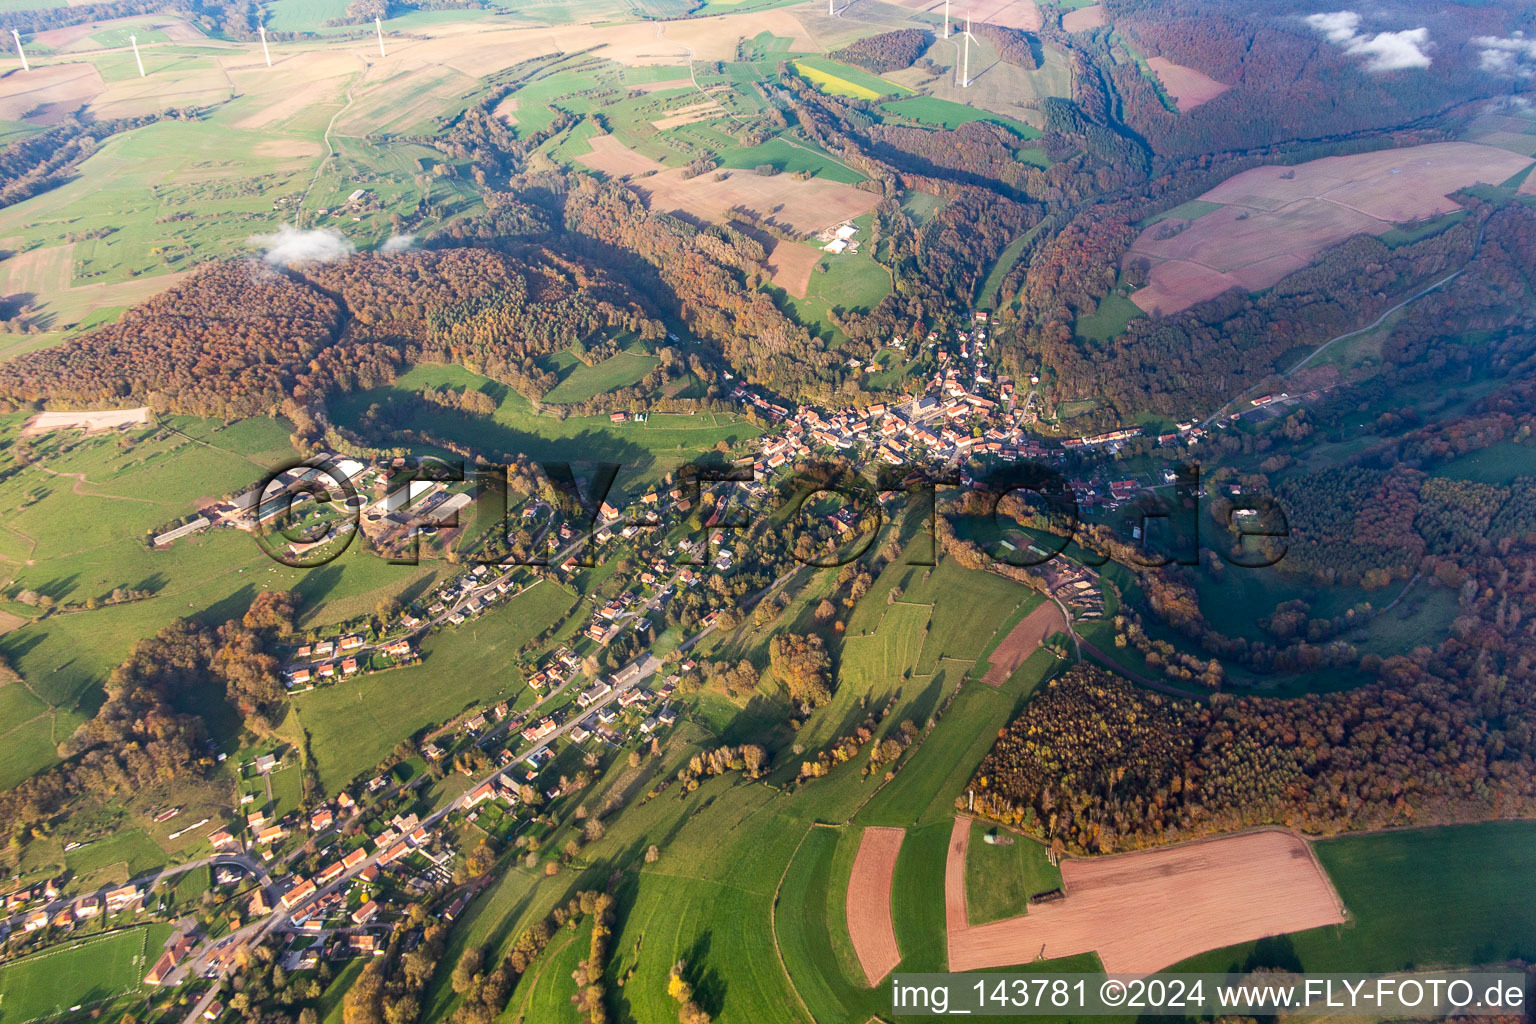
[962,14,973,88]
[374,15,385,57]
[130,33,146,77]
[943,0,950,38]
[258,23,272,67]
[11,29,27,71]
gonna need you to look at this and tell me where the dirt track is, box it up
[946,819,1345,973]
[846,826,905,987]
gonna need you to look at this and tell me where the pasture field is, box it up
[262,0,351,32]
[880,96,1040,138]
[804,600,930,749]
[0,414,309,784]
[507,919,590,1024]
[414,563,1070,1024]
[963,819,1061,924]
[285,579,577,793]
[539,347,659,404]
[63,826,166,885]
[1074,291,1144,341]
[0,923,168,1024]
[976,221,1046,309]
[1177,821,1536,973]
[769,217,892,339]
[899,558,1037,676]
[0,35,492,338]
[1430,441,1536,484]
[717,136,865,184]
[328,362,762,493]
[1138,198,1223,228]
[856,647,1060,829]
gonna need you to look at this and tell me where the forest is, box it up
[971,660,1536,853]
[828,29,931,74]
[1095,0,1521,158]
[0,592,298,840]
[0,248,653,418]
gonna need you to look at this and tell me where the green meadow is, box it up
[1179,821,1536,973]
[881,96,1041,138]
[964,819,1061,925]
[328,362,763,493]
[540,347,659,405]
[284,578,578,793]
[0,923,169,1024]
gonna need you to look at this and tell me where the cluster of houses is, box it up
[282,633,390,689]
[730,313,1051,471]
[273,806,443,934]
[155,454,476,557]
[3,878,145,939]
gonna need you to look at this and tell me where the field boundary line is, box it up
[769,822,828,1024]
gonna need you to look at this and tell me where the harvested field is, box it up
[846,826,905,987]
[1199,143,1530,219]
[0,62,104,124]
[32,22,105,49]
[639,164,878,234]
[1146,57,1227,110]
[399,9,817,77]
[766,239,820,299]
[885,0,1041,31]
[1061,4,1106,31]
[577,133,665,178]
[232,53,356,130]
[652,99,721,130]
[2,244,75,299]
[88,64,231,119]
[1128,142,1533,314]
[23,407,150,435]
[493,95,519,124]
[583,137,877,232]
[160,19,206,42]
[980,602,1064,686]
[945,819,1346,973]
[627,77,694,94]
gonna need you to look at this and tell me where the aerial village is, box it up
[0,310,1227,1009]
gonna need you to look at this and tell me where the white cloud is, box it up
[1471,32,1536,77]
[380,233,416,253]
[1352,27,1433,71]
[1306,11,1361,44]
[249,226,355,266]
[1306,11,1432,72]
